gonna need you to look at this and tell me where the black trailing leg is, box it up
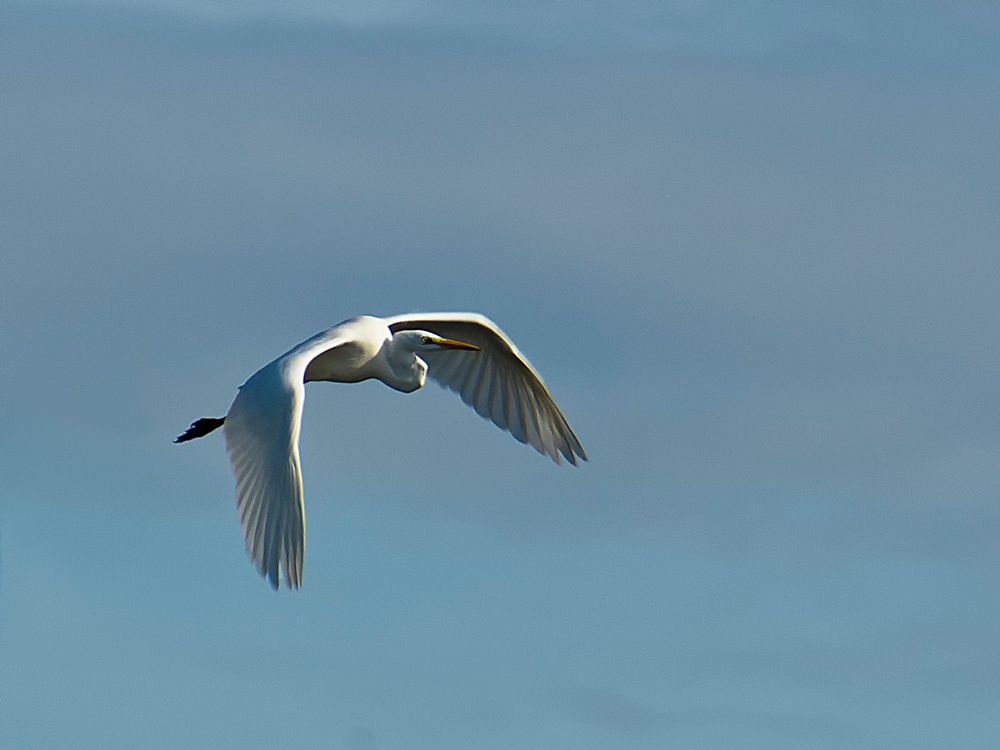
[174,417,226,443]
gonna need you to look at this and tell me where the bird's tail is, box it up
[174,417,226,443]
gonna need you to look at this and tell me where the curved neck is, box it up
[378,339,427,393]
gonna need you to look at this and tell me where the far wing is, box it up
[387,312,587,465]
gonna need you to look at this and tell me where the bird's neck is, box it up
[378,342,427,394]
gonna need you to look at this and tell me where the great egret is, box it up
[176,313,586,589]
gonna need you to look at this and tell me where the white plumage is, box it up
[177,313,586,589]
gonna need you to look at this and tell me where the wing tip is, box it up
[250,549,303,591]
[550,441,587,467]
[258,564,302,591]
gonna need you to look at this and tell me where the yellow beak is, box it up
[434,336,481,351]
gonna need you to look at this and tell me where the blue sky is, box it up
[2,2,1000,748]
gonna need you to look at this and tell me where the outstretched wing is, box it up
[223,360,307,589]
[386,312,587,465]
[222,328,353,589]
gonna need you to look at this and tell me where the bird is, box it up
[176,312,587,589]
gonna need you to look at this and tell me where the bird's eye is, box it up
[421,336,432,345]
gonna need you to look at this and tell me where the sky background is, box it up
[3,2,1000,748]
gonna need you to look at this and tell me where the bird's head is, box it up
[395,330,481,353]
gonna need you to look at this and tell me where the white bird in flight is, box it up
[176,313,586,589]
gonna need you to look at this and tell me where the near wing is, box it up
[387,312,587,465]
[222,329,353,589]
[223,357,310,589]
